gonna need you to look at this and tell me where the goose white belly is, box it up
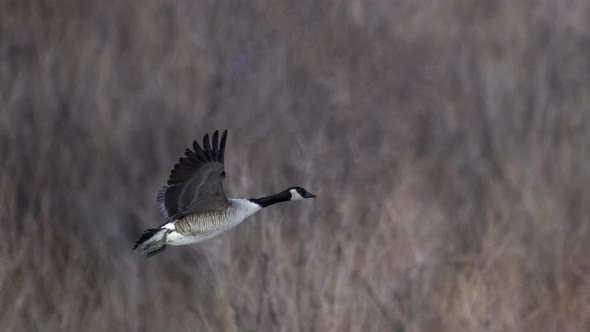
[165,199,261,246]
[166,230,223,246]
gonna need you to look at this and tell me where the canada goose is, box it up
[133,130,316,256]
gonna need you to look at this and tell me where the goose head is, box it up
[288,187,317,200]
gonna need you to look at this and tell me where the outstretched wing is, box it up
[157,130,229,222]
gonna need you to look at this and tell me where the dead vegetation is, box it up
[1,0,590,331]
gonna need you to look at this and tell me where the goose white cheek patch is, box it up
[290,189,304,200]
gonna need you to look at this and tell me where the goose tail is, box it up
[133,227,169,257]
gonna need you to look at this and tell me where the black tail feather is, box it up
[133,228,160,250]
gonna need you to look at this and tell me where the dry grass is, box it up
[1,0,590,331]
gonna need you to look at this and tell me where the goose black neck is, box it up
[249,191,291,208]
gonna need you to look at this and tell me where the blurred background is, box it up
[2,0,590,331]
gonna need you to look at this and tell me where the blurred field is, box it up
[2,0,590,331]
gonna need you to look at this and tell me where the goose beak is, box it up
[304,192,317,199]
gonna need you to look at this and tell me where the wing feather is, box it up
[203,133,212,159]
[219,130,227,164]
[158,130,229,221]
